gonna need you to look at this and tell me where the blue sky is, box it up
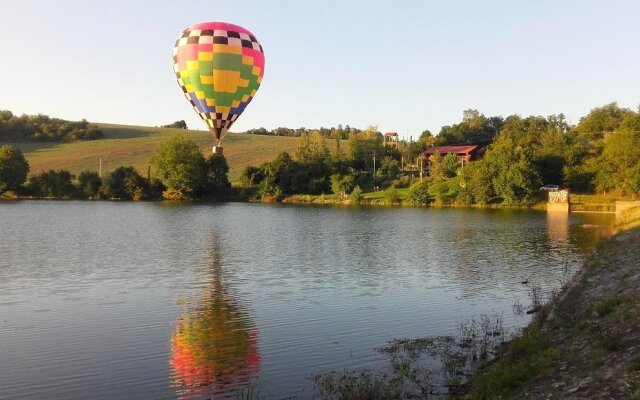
[1,0,639,138]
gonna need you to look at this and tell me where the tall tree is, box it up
[149,134,206,200]
[0,145,29,195]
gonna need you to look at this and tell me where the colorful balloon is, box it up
[173,22,265,153]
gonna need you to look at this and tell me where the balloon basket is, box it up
[213,146,224,154]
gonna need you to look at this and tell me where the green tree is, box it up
[149,134,206,200]
[348,125,383,171]
[350,185,364,204]
[595,128,640,194]
[384,185,400,204]
[377,156,400,178]
[27,170,76,198]
[459,160,495,205]
[0,145,29,195]
[407,180,430,205]
[201,154,230,198]
[417,130,436,151]
[330,173,355,197]
[101,166,148,200]
[77,171,102,198]
[442,153,459,178]
[428,151,444,179]
[296,131,330,163]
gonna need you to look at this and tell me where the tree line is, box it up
[0,110,103,142]
[0,135,230,201]
[242,102,640,205]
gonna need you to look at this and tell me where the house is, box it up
[383,132,399,148]
[422,145,483,175]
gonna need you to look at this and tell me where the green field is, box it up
[3,123,304,183]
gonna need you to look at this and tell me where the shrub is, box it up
[407,180,430,205]
[384,185,400,204]
[101,166,148,200]
[350,185,364,204]
[77,171,102,198]
[27,170,76,198]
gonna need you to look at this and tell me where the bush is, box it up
[77,171,102,199]
[384,185,400,204]
[330,173,355,197]
[101,166,148,200]
[27,170,76,198]
[407,180,430,205]
[392,175,412,188]
[350,185,364,204]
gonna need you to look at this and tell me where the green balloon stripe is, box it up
[181,53,261,108]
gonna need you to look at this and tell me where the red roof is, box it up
[424,145,479,155]
[384,132,398,137]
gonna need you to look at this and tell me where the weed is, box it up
[596,295,622,317]
[596,331,622,352]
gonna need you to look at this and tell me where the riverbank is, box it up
[470,206,640,399]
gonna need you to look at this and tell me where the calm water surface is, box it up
[0,201,613,399]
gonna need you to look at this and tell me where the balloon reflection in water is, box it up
[170,237,260,398]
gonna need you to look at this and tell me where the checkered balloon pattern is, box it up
[173,22,264,142]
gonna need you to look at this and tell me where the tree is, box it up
[296,131,330,163]
[27,170,76,198]
[595,128,640,194]
[348,125,383,171]
[201,154,230,198]
[407,180,430,205]
[350,185,363,204]
[162,120,188,129]
[428,151,444,179]
[417,130,436,151]
[0,145,29,195]
[441,153,459,178]
[149,134,206,200]
[384,185,400,204]
[77,171,102,198]
[101,166,148,200]
[330,173,355,197]
[377,156,400,178]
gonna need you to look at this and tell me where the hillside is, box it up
[3,123,304,183]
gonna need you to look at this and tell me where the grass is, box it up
[3,123,317,184]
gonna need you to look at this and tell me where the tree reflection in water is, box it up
[170,234,260,398]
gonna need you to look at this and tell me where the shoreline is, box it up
[469,206,640,398]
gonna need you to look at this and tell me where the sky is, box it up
[1,0,639,139]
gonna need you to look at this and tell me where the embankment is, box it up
[470,207,640,399]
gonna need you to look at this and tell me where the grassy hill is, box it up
[3,123,305,183]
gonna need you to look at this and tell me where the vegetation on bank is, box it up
[4,123,302,183]
[0,135,231,201]
[241,102,640,207]
[470,206,640,399]
[2,101,639,204]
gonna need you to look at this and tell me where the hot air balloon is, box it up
[173,22,265,154]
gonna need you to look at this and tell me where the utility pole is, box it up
[373,151,376,177]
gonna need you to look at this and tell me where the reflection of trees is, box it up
[170,234,260,398]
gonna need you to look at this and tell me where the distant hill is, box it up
[3,123,304,183]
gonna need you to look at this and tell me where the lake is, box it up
[0,201,613,399]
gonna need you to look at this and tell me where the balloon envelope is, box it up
[173,22,265,145]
